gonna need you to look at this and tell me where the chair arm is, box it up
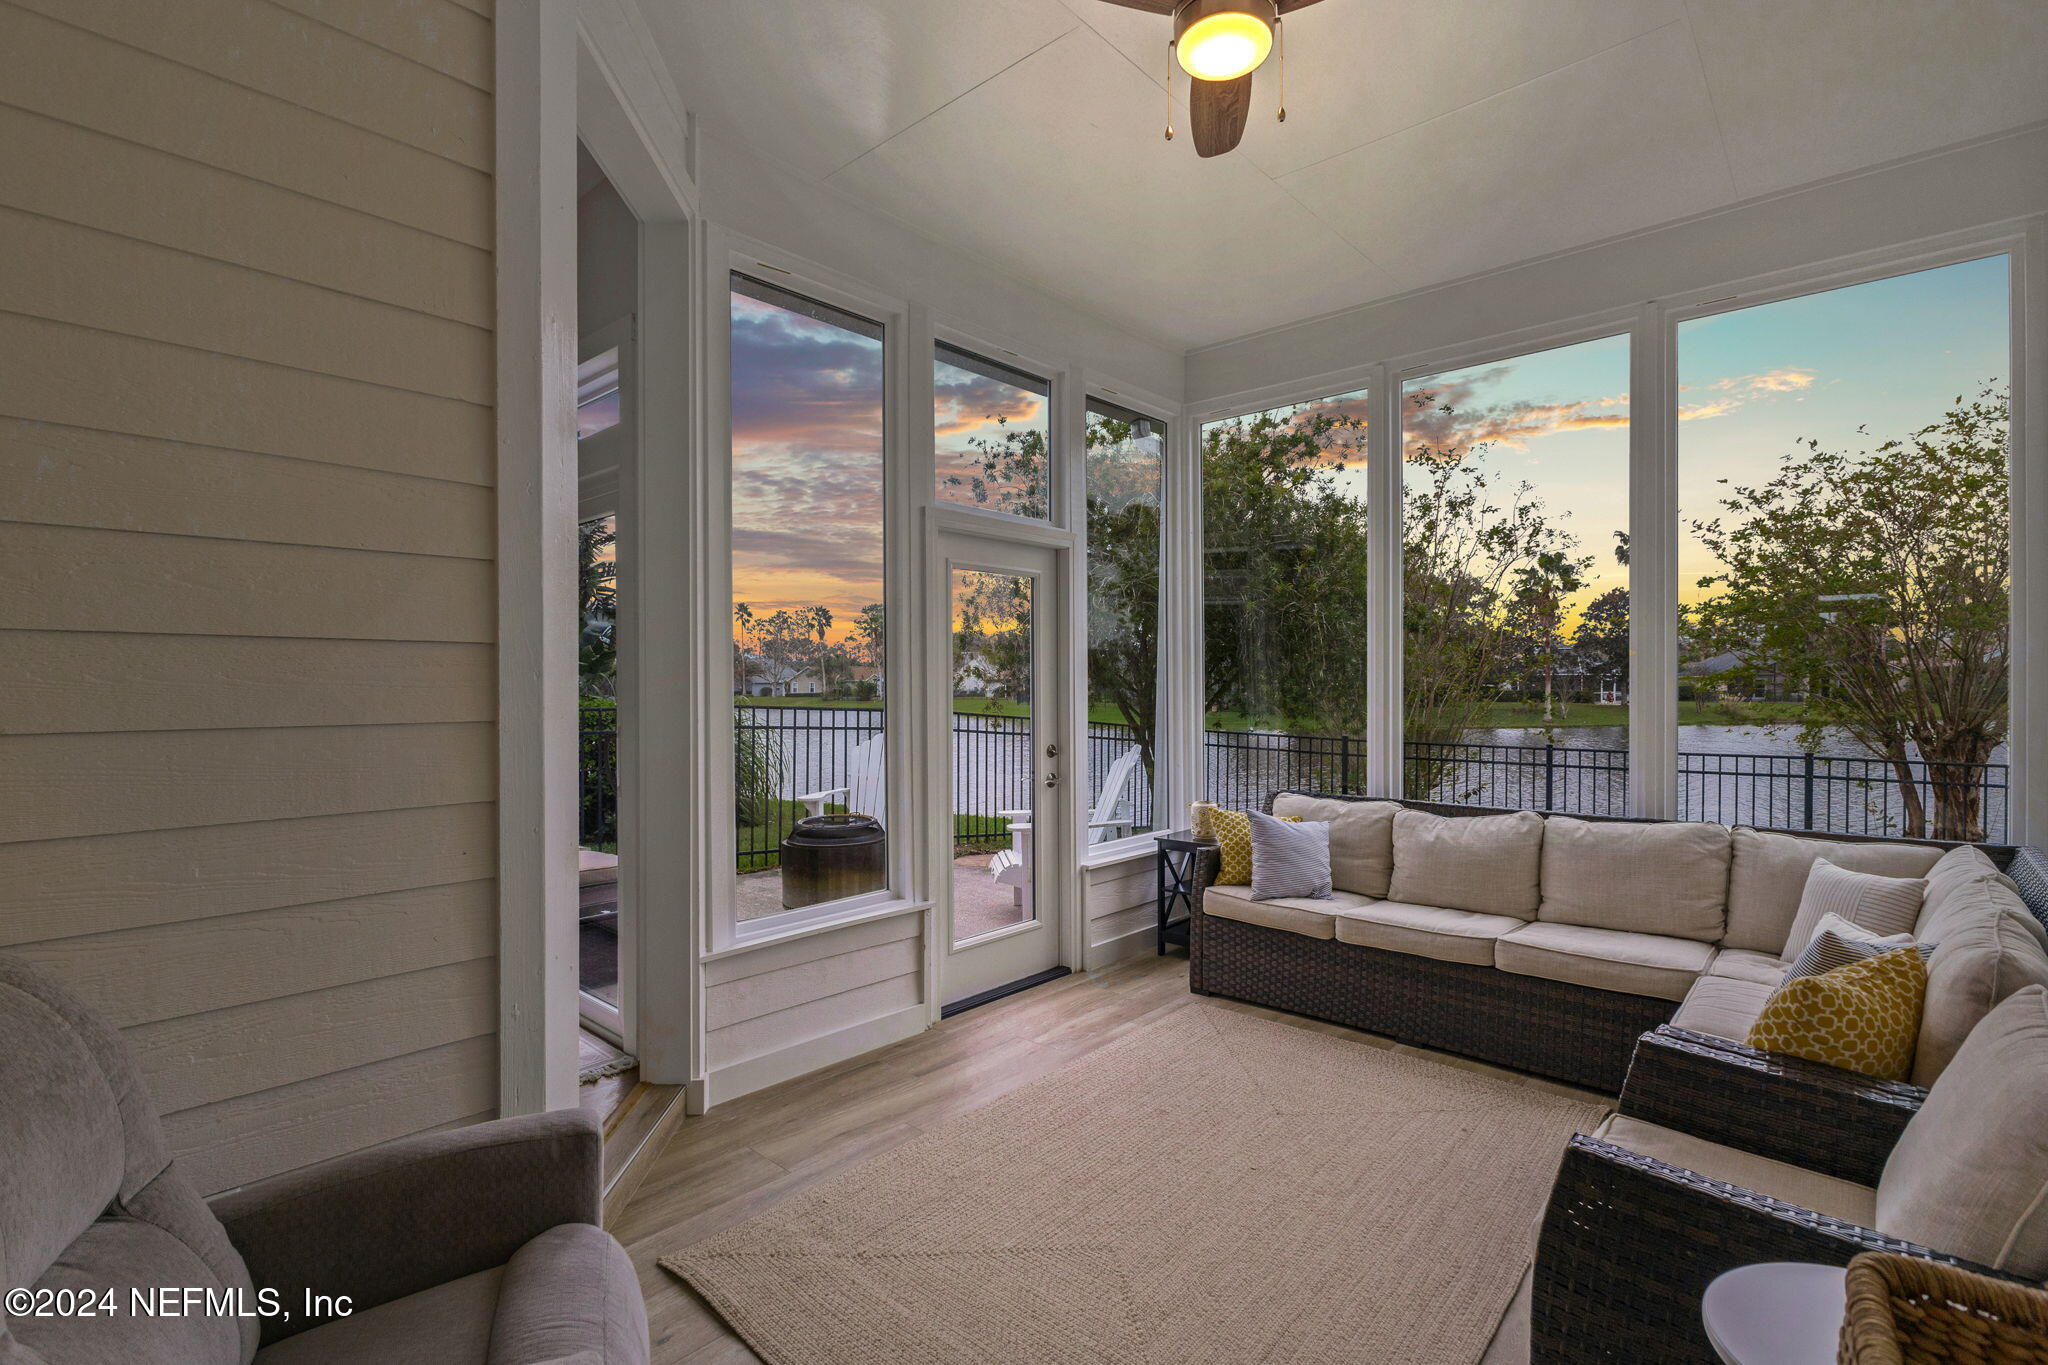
[1532,1134,2004,1365]
[211,1108,601,1346]
[1620,1026,1923,1187]
[794,785,848,818]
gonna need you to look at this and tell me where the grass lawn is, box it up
[736,799,1012,873]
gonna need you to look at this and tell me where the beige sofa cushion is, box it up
[1919,850,2046,950]
[1879,986,2048,1278]
[1272,794,1398,898]
[1671,974,1778,1043]
[1333,900,1524,966]
[1495,922,1712,1002]
[1912,878,2048,1085]
[1203,884,1373,940]
[1707,948,1787,987]
[1598,1114,1876,1225]
[1535,817,1730,942]
[1388,808,1545,918]
[1723,829,1945,956]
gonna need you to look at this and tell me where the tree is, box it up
[1690,385,2009,840]
[579,518,617,698]
[803,604,834,693]
[1086,414,1165,785]
[953,570,1032,703]
[1572,586,1631,701]
[852,603,886,674]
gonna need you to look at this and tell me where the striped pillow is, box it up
[1780,858,1929,961]
[1784,912,1933,984]
[1247,811,1334,902]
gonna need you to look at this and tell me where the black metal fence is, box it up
[578,712,2011,864]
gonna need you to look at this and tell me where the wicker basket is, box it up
[1841,1252,2048,1364]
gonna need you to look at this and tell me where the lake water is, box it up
[736,707,2011,844]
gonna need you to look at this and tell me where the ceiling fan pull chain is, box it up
[1165,40,1175,140]
[1276,16,1286,122]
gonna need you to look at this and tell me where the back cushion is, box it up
[1388,808,1544,918]
[1879,986,2048,1277]
[1272,794,1397,898]
[1913,877,2048,1085]
[1722,829,1945,955]
[1536,817,1730,942]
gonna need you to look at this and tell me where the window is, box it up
[577,514,619,1005]
[1200,389,1370,807]
[729,274,890,919]
[1676,256,2011,841]
[1401,336,1631,811]
[1084,398,1165,842]
[933,342,1051,517]
[576,347,621,439]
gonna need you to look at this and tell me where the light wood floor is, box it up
[611,951,1596,1364]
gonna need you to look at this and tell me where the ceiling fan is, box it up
[1097,0,1330,157]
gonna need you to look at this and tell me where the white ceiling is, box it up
[639,0,2048,350]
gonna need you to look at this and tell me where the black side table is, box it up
[1154,828,1216,955]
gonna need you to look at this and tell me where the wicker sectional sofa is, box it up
[1187,793,2048,1094]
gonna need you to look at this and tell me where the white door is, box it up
[940,531,1067,1007]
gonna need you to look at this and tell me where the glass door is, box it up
[941,531,1064,1006]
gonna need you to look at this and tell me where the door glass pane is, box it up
[934,342,1051,517]
[952,568,1036,944]
[577,348,621,439]
[1199,389,1369,809]
[1677,255,2010,841]
[578,514,620,1005]
[729,273,889,920]
[1401,336,1631,813]
[1085,398,1163,841]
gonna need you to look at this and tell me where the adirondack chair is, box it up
[796,735,887,823]
[989,747,1144,906]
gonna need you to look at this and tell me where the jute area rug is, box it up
[661,1001,1608,1365]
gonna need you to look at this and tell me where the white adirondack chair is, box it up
[989,747,1144,906]
[796,735,887,824]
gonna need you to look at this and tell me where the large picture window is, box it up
[1084,398,1165,843]
[1199,389,1370,808]
[1676,256,2011,841]
[728,274,890,920]
[1400,336,1632,811]
[933,342,1051,517]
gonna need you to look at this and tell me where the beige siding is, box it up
[704,917,925,1072]
[1,0,499,1192]
[1086,856,1159,964]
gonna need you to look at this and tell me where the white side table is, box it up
[1702,1262,1849,1365]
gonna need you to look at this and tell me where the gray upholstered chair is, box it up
[0,957,648,1363]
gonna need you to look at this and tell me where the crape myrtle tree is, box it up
[1086,414,1164,790]
[1690,385,2010,841]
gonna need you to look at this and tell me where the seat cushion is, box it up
[1913,881,2048,1085]
[1596,1114,1877,1225]
[1723,829,1944,955]
[1333,900,1524,966]
[1670,973,1777,1043]
[1496,922,1713,1002]
[1203,884,1371,939]
[1387,808,1545,919]
[1272,794,1398,898]
[257,1266,502,1365]
[1707,948,1789,987]
[1536,817,1730,942]
[487,1224,648,1365]
[1879,986,2048,1279]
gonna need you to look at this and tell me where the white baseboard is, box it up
[698,1002,929,1109]
[1087,921,1161,970]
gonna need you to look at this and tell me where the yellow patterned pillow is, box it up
[1198,806,1299,885]
[1746,945,1927,1081]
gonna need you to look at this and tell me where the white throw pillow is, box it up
[1781,859,1928,962]
[1247,811,1334,902]
[1781,912,1929,983]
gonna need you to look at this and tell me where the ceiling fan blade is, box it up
[1092,0,1177,12]
[1276,0,1330,11]
[1188,73,1253,158]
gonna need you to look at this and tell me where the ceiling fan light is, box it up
[1174,1,1275,83]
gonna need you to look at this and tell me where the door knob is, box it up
[1045,744,1059,759]
[1044,773,1059,788]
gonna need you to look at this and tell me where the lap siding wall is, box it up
[0,0,500,1194]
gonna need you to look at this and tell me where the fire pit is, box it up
[779,813,886,909]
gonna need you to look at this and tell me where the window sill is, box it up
[1081,837,1157,872]
[706,896,932,962]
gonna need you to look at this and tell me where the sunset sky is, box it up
[732,256,2008,651]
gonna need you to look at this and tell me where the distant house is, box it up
[736,658,806,698]
[1681,651,1799,702]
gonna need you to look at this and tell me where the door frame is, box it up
[928,508,1082,1009]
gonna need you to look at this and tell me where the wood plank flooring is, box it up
[611,953,1598,1364]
